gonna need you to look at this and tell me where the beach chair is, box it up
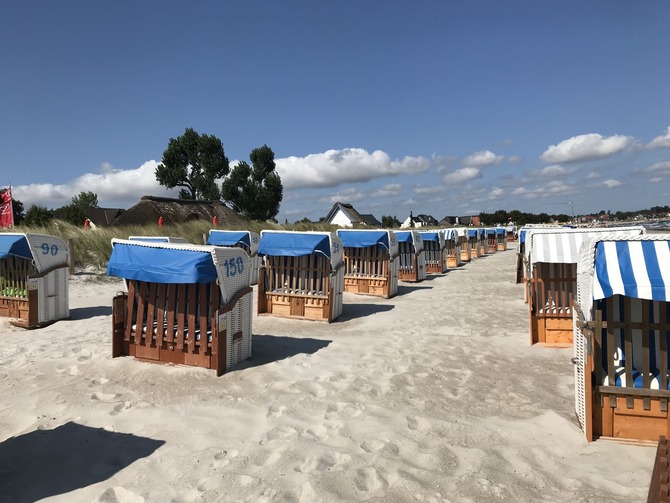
[206,230,261,285]
[496,227,507,251]
[467,229,480,259]
[648,436,670,502]
[455,228,470,263]
[574,234,670,442]
[477,228,488,257]
[526,226,645,347]
[506,225,517,243]
[336,229,399,298]
[485,228,498,254]
[257,231,344,322]
[443,229,462,268]
[107,239,253,376]
[394,230,426,282]
[419,230,447,274]
[128,236,189,243]
[0,233,69,328]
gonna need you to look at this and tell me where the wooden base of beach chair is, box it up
[344,277,392,298]
[446,256,459,268]
[398,270,422,282]
[460,250,470,262]
[259,291,334,322]
[425,263,445,274]
[497,243,507,251]
[0,291,39,328]
[530,315,573,346]
[593,391,670,442]
[112,281,252,376]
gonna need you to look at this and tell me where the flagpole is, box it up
[8,183,14,227]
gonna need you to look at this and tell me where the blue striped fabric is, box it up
[594,240,670,302]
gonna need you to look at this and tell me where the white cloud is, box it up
[594,179,623,189]
[442,167,481,185]
[370,184,403,198]
[12,160,179,209]
[490,187,504,198]
[532,165,577,178]
[648,126,670,149]
[414,185,446,195]
[510,180,580,200]
[586,171,600,180]
[462,150,503,167]
[540,133,634,163]
[641,160,670,175]
[507,155,523,164]
[402,198,416,206]
[276,148,430,189]
[318,187,366,204]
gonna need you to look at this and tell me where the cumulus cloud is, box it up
[276,148,430,189]
[540,133,634,163]
[12,160,179,209]
[370,184,403,198]
[507,155,523,164]
[586,171,600,180]
[531,165,578,178]
[318,187,367,204]
[648,126,670,149]
[443,167,481,185]
[510,180,580,200]
[413,185,446,195]
[641,160,670,175]
[462,150,503,167]
[592,179,623,189]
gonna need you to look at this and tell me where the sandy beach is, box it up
[0,248,655,502]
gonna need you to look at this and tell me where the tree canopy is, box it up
[60,191,99,225]
[155,127,229,200]
[221,145,283,221]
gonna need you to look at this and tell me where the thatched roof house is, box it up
[111,196,249,226]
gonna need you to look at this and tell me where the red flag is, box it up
[0,186,14,228]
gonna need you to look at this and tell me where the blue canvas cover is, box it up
[395,231,414,244]
[107,243,218,284]
[594,240,670,302]
[420,232,440,242]
[486,228,496,236]
[129,237,170,242]
[259,232,331,258]
[0,234,32,260]
[496,227,506,235]
[467,229,478,238]
[338,230,390,250]
[207,230,250,247]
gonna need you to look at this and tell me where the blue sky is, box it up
[2,1,669,223]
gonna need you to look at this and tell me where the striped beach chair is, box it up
[574,234,670,442]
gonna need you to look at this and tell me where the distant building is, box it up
[324,202,382,227]
[85,207,126,227]
[439,215,480,227]
[400,212,439,229]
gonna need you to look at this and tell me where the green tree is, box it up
[156,127,229,200]
[24,205,54,227]
[59,191,99,225]
[381,215,401,228]
[221,145,283,221]
[12,198,24,225]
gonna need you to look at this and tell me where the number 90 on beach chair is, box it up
[107,239,253,376]
[0,233,70,328]
[257,231,344,322]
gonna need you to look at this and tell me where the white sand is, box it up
[0,249,655,502]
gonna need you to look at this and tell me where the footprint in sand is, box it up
[354,466,389,493]
[91,391,119,402]
[266,404,287,418]
[296,451,350,473]
[109,401,132,416]
[99,486,144,502]
[55,365,80,376]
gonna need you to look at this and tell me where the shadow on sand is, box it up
[68,305,113,320]
[0,422,164,503]
[234,334,331,370]
[397,284,433,296]
[338,303,395,322]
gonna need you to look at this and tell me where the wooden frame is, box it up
[576,296,670,442]
[486,232,497,254]
[423,239,446,274]
[459,235,471,262]
[112,279,252,376]
[528,262,575,346]
[342,245,396,298]
[648,436,670,502]
[258,254,339,321]
[445,238,460,268]
[397,241,424,282]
